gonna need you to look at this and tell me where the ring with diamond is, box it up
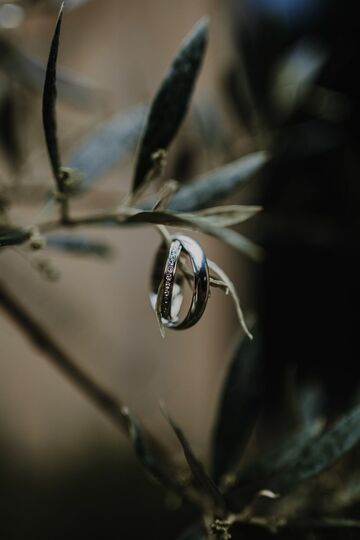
[150,234,210,330]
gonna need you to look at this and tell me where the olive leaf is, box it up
[160,403,227,513]
[167,151,268,212]
[223,66,257,134]
[0,86,22,170]
[228,420,323,499]
[122,407,181,494]
[46,234,112,258]
[0,226,30,248]
[207,259,252,339]
[211,325,264,484]
[226,384,326,496]
[271,38,327,120]
[152,180,180,210]
[297,384,326,428]
[0,39,99,108]
[50,0,95,10]
[66,105,147,193]
[132,17,209,192]
[194,205,262,227]
[122,209,264,261]
[268,404,360,495]
[42,2,64,190]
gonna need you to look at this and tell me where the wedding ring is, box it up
[150,234,210,330]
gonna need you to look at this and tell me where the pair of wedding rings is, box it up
[150,234,210,330]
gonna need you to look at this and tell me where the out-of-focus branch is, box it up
[0,279,203,502]
[0,279,128,433]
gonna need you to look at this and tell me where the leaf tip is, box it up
[193,16,210,38]
[258,489,280,500]
[57,2,65,24]
[121,405,130,417]
[158,400,171,424]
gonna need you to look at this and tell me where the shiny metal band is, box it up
[150,234,210,330]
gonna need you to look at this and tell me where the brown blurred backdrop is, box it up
[0,1,255,538]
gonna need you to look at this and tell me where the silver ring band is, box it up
[161,239,182,320]
[150,234,210,330]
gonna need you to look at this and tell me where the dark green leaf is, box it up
[194,205,262,227]
[0,39,99,108]
[227,385,326,496]
[0,226,30,248]
[132,18,209,192]
[208,259,252,339]
[152,180,180,210]
[228,420,322,499]
[51,0,95,10]
[0,87,22,169]
[122,209,263,261]
[225,386,326,501]
[211,325,264,483]
[271,39,327,120]
[161,404,227,512]
[269,404,360,495]
[223,66,257,134]
[66,105,146,192]
[297,384,326,428]
[46,234,112,258]
[167,151,268,212]
[42,3,64,189]
[122,407,182,494]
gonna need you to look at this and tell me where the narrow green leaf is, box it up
[0,87,22,169]
[122,407,180,493]
[269,404,360,495]
[193,205,262,227]
[152,180,180,210]
[161,404,227,512]
[51,0,95,10]
[228,421,322,498]
[167,152,268,212]
[122,209,264,261]
[226,385,326,497]
[66,105,146,193]
[42,3,64,189]
[0,39,99,108]
[271,39,327,120]
[132,18,209,192]
[297,384,325,429]
[46,234,112,258]
[0,226,30,248]
[208,259,252,339]
[211,325,263,483]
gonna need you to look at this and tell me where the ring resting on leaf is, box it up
[150,234,210,330]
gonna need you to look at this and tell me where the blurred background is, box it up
[1,0,360,538]
[0,1,255,538]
